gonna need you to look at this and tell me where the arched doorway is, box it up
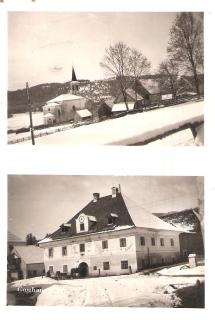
[78,262,89,278]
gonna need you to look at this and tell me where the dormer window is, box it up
[108,213,119,225]
[60,223,71,233]
[76,213,97,233]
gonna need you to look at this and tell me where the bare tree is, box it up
[128,48,151,101]
[100,42,130,110]
[158,59,180,102]
[100,42,151,110]
[167,13,203,96]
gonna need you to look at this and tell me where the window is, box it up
[80,223,85,231]
[48,248,53,258]
[140,236,145,246]
[103,262,110,270]
[170,238,174,246]
[160,238,165,246]
[62,246,67,256]
[151,237,155,246]
[102,240,108,249]
[120,238,126,247]
[63,265,68,273]
[121,260,128,269]
[80,243,85,252]
[93,266,97,270]
[49,266,54,273]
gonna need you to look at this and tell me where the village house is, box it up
[42,67,87,124]
[39,186,188,278]
[8,245,45,281]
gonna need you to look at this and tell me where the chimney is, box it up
[93,193,100,202]
[111,187,119,198]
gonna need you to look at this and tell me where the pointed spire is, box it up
[72,66,77,81]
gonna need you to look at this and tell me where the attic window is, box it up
[108,213,119,225]
[61,223,71,233]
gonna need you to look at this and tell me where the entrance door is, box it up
[78,262,89,278]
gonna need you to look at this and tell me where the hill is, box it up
[154,208,201,232]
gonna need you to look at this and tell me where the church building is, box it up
[43,67,88,124]
[39,186,187,277]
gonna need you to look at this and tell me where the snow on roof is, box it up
[76,109,92,118]
[126,88,143,100]
[138,78,160,94]
[112,102,135,112]
[43,113,55,118]
[88,215,97,222]
[123,194,189,232]
[47,94,85,103]
[45,102,59,107]
[13,245,44,264]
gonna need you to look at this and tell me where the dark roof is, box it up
[48,192,186,241]
[51,193,134,240]
[72,67,77,81]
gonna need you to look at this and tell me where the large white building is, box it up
[39,186,187,277]
[43,67,87,125]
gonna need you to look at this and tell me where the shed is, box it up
[10,245,45,279]
[74,109,92,122]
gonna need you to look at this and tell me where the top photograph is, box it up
[8,12,204,146]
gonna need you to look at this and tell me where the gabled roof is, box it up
[112,102,135,112]
[138,78,160,94]
[45,192,186,242]
[126,88,143,101]
[13,245,44,264]
[76,109,92,118]
[47,93,85,104]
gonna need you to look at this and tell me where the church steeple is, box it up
[70,66,79,95]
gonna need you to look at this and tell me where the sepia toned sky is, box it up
[8,12,177,90]
[8,175,199,240]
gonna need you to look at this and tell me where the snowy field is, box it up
[8,112,44,130]
[9,265,204,307]
[21,101,203,146]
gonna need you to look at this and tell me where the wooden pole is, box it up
[26,82,35,145]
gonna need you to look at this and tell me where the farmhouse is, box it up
[8,245,45,280]
[39,186,187,277]
[43,67,87,124]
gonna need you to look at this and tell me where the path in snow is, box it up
[22,101,203,145]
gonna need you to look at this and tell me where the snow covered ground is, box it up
[8,112,44,130]
[20,101,203,145]
[9,267,204,307]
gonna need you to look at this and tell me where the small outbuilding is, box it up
[74,109,92,123]
[9,245,45,280]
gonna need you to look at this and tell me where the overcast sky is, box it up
[8,175,199,240]
[8,12,177,90]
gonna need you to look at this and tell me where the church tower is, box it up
[70,66,79,95]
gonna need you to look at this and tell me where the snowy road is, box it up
[22,101,203,145]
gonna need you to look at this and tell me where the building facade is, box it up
[43,67,87,124]
[39,187,186,277]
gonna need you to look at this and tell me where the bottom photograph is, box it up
[7,175,204,307]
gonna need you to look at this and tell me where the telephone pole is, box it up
[26,82,35,145]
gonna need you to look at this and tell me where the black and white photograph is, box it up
[7,175,204,307]
[8,12,204,146]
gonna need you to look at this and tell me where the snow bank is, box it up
[10,276,57,288]
[157,265,204,276]
[22,101,203,145]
